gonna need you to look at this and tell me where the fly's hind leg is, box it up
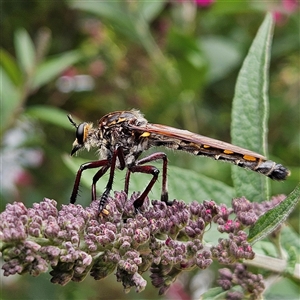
[125,152,172,210]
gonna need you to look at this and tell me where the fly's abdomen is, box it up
[207,153,289,181]
[201,149,290,181]
[159,140,290,181]
[149,134,290,181]
[246,160,290,180]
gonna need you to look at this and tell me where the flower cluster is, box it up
[0,192,283,295]
[218,263,265,299]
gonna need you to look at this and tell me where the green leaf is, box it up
[14,28,36,75]
[286,246,297,276]
[168,30,207,90]
[0,67,22,134]
[264,277,300,300]
[63,156,234,205]
[248,183,300,244]
[231,13,274,202]
[71,0,166,32]
[31,50,83,90]
[25,105,75,130]
[281,225,300,252]
[0,48,22,85]
[138,0,167,23]
[201,287,227,300]
[200,36,242,83]
[68,2,138,40]
[68,1,168,69]
[212,1,252,14]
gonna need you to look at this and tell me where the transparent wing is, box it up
[129,122,266,159]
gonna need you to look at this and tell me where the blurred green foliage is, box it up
[1,1,299,299]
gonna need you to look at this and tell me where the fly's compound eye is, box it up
[76,123,88,144]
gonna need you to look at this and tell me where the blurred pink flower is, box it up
[88,60,106,77]
[273,11,283,23]
[166,281,190,300]
[14,170,34,187]
[62,67,78,77]
[194,0,215,7]
[273,0,298,24]
[283,0,298,12]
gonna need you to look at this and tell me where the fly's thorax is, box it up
[127,137,150,163]
[120,140,149,169]
[99,109,148,129]
[99,113,150,154]
[130,110,148,127]
[96,146,111,160]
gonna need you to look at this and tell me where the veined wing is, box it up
[129,122,266,160]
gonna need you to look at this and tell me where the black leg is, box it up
[125,152,170,210]
[129,164,160,210]
[70,159,111,204]
[91,164,110,201]
[98,146,126,212]
[124,169,131,196]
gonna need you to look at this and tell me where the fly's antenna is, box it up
[68,114,78,128]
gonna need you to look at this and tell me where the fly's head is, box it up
[68,115,98,156]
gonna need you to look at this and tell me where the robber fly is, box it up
[68,110,290,213]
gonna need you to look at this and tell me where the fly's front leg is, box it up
[126,152,171,210]
[124,169,131,196]
[91,164,110,201]
[99,146,126,212]
[70,159,110,204]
